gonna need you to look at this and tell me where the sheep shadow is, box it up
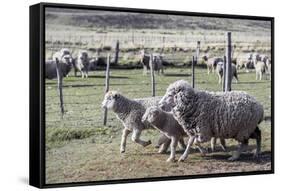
[203,150,272,164]
[86,75,129,79]
[163,73,191,77]
[235,81,268,85]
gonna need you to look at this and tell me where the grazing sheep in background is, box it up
[73,50,90,78]
[101,91,165,153]
[142,106,206,162]
[88,57,98,72]
[216,62,238,84]
[163,80,263,162]
[159,80,227,153]
[139,50,164,75]
[45,55,72,79]
[266,59,271,80]
[202,55,223,74]
[255,61,266,80]
[236,55,254,72]
[52,48,72,62]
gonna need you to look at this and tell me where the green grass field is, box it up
[45,67,272,184]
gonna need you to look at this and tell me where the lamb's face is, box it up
[141,106,160,124]
[159,90,176,110]
[101,92,118,110]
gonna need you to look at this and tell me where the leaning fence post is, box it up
[192,56,195,88]
[55,58,64,118]
[103,53,110,126]
[225,32,232,91]
[150,54,155,97]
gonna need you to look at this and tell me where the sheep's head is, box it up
[159,80,192,110]
[61,55,72,66]
[60,48,71,56]
[101,91,120,110]
[141,106,160,124]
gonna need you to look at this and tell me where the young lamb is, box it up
[202,55,223,75]
[142,106,206,162]
[216,62,238,84]
[161,80,263,162]
[255,61,266,80]
[101,91,168,153]
[159,80,227,153]
[73,50,90,78]
[139,50,164,75]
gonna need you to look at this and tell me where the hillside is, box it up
[46,8,271,32]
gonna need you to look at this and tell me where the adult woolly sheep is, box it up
[45,55,72,79]
[159,80,227,153]
[216,62,238,84]
[101,91,168,153]
[162,80,264,162]
[142,106,206,162]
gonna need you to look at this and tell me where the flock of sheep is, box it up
[45,48,271,87]
[202,52,271,83]
[102,80,264,162]
[46,47,269,163]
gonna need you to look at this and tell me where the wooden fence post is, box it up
[225,32,232,91]
[114,40,119,65]
[222,56,227,92]
[55,58,64,118]
[103,53,110,126]
[150,54,155,97]
[192,56,195,88]
[196,41,200,64]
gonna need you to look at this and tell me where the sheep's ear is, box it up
[113,94,119,99]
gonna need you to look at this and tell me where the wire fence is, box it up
[45,33,272,130]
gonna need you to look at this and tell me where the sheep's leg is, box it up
[158,139,170,154]
[194,141,207,156]
[167,137,178,162]
[228,140,248,161]
[219,138,227,152]
[178,136,195,162]
[211,137,216,152]
[120,128,131,153]
[178,138,186,150]
[155,134,170,148]
[131,129,151,147]
[250,127,261,158]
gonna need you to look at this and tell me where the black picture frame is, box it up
[30,2,274,188]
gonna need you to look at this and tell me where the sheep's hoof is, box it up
[144,140,152,147]
[227,156,239,161]
[178,156,187,162]
[120,149,125,153]
[158,149,167,154]
[253,150,261,159]
[166,157,176,162]
[155,144,160,149]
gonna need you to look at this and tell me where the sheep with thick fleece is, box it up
[101,91,166,153]
[142,106,206,162]
[159,80,227,152]
[161,80,263,162]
